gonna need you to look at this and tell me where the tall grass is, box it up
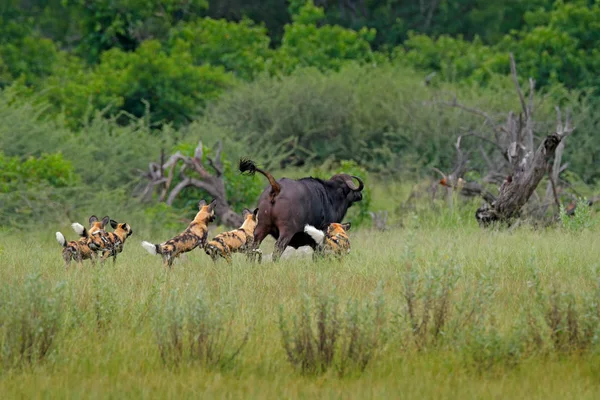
[1,221,600,397]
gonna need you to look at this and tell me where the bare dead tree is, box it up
[432,53,576,227]
[540,107,573,215]
[140,140,243,228]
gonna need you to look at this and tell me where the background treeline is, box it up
[1,0,600,228]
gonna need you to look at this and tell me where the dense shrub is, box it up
[207,62,560,175]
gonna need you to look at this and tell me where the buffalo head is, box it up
[328,173,364,208]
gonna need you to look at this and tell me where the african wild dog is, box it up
[79,219,134,264]
[141,199,217,268]
[72,215,110,256]
[304,222,351,260]
[55,215,109,268]
[205,208,261,263]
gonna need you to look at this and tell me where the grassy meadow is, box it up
[2,215,600,399]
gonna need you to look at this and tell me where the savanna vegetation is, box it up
[2,0,600,397]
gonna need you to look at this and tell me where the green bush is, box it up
[207,62,558,175]
[0,152,79,193]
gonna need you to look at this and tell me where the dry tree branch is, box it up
[139,140,243,227]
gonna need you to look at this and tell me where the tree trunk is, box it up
[475,134,562,226]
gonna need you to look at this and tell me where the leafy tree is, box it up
[42,40,235,128]
[275,0,376,73]
[62,0,209,63]
[0,1,62,87]
[169,17,273,80]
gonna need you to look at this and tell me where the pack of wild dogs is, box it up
[55,158,363,268]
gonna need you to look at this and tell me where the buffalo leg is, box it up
[272,233,292,262]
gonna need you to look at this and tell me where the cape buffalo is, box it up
[239,158,364,261]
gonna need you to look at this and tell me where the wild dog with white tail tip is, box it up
[304,222,351,260]
[141,199,217,268]
[79,218,133,264]
[205,208,261,263]
[56,215,109,268]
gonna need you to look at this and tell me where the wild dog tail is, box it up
[71,222,88,238]
[304,224,325,245]
[56,232,67,247]
[141,241,161,256]
[239,158,281,198]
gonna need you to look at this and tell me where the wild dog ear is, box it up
[125,224,133,236]
[209,198,217,210]
[89,215,98,225]
[101,216,110,227]
[253,208,259,219]
[198,199,207,209]
[242,208,251,218]
[110,219,118,229]
[341,222,351,231]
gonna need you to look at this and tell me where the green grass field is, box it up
[2,220,600,399]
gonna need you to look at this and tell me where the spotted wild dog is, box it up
[205,208,261,263]
[141,199,217,268]
[304,222,351,260]
[79,218,133,264]
[72,215,110,257]
[55,215,109,268]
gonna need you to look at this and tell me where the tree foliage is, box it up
[2,0,600,229]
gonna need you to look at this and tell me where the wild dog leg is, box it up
[247,226,268,263]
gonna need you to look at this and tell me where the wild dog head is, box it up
[72,215,109,238]
[195,198,217,223]
[88,215,110,233]
[110,219,133,240]
[327,222,351,236]
[240,207,259,233]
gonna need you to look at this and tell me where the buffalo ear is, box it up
[89,215,98,225]
[110,219,118,229]
[198,199,207,209]
[242,208,251,219]
[341,222,351,231]
[101,216,110,228]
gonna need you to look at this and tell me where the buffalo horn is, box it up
[345,175,364,191]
